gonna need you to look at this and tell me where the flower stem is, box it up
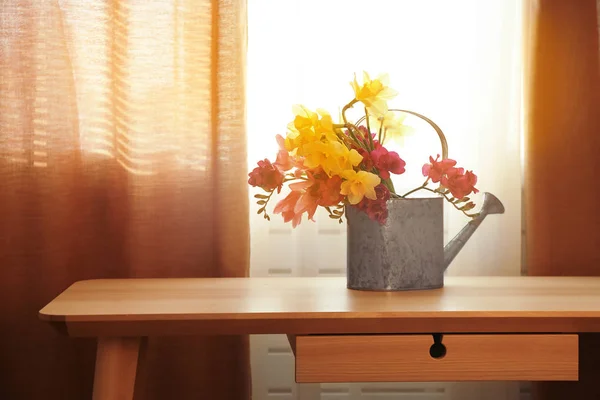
[383,178,396,196]
[341,99,358,125]
[346,123,370,151]
[283,176,306,182]
[405,186,477,218]
[340,99,372,151]
[401,178,430,197]
[347,125,365,149]
[364,108,375,150]
[333,125,363,149]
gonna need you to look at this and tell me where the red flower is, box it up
[371,146,406,179]
[374,183,391,202]
[248,159,285,193]
[354,183,390,225]
[358,148,374,170]
[441,168,479,199]
[366,200,388,225]
[422,154,457,183]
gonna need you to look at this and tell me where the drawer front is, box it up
[295,334,578,383]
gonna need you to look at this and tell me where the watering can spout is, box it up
[443,192,505,270]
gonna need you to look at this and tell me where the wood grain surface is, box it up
[92,337,143,400]
[295,334,579,383]
[39,276,600,336]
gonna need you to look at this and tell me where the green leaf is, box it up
[256,200,266,205]
[254,194,269,199]
[329,215,339,219]
[257,208,264,214]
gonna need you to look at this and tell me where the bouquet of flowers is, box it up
[248,72,479,227]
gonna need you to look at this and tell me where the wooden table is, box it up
[39,276,600,400]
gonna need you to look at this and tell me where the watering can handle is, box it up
[355,108,449,160]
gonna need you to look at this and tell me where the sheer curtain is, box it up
[0,1,250,399]
[248,0,523,399]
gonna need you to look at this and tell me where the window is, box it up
[248,1,524,399]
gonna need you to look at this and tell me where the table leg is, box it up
[92,337,145,400]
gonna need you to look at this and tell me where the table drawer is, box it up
[295,334,578,383]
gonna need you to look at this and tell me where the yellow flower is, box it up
[350,72,398,115]
[303,140,363,176]
[285,106,336,155]
[368,111,415,146]
[330,142,363,173]
[340,170,381,204]
[302,140,335,172]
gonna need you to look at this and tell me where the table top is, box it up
[39,276,600,337]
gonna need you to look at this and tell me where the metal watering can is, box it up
[346,110,505,291]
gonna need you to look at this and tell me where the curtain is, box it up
[525,0,600,399]
[0,1,250,399]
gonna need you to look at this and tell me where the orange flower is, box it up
[273,191,303,227]
[274,168,343,226]
[317,174,344,207]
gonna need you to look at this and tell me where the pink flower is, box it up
[275,134,286,151]
[274,134,297,171]
[248,159,285,193]
[441,168,479,199]
[274,149,293,171]
[371,146,406,179]
[422,155,457,183]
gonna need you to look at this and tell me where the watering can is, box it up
[345,110,505,291]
